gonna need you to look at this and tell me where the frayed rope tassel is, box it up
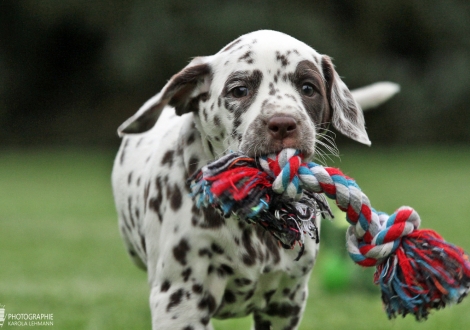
[189,148,470,320]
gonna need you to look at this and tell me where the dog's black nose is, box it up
[267,116,298,140]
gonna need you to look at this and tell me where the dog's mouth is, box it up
[242,143,314,161]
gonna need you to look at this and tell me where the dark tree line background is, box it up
[1,0,469,148]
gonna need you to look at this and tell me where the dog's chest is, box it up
[178,206,319,319]
[208,221,318,319]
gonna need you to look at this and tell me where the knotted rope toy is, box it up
[190,148,470,320]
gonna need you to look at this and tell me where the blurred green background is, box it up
[1,1,469,329]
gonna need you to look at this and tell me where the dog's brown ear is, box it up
[321,56,371,146]
[118,57,212,135]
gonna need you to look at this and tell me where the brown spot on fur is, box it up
[200,316,210,326]
[238,50,254,64]
[140,235,146,254]
[224,290,236,304]
[182,268,192,282]
[199,248,213,258]
[213,115,221,126]
[161,280,171,292]
[127,197,135,226]
[242,254,255,266]
[119,138,129,165]
[217,264,234,277]
[269,82,276,95]
[173,238,190,265]
[211,243,224,254]
[245,289,255,301]
[169,184,182,211]
[167,289,184,311]
[254,314,271,329]
[198,293,216,313]
[235,278,252,286]
[161,150,175,167]
[207,140,215,157]
[265,302,301,318]
[200,205,225,228]
[187,132,196,145]
[276,51,290,67]
[143,181,151,212]
[260,227,281,264]
[264,290,276,303]
[192,284,203,294]
[242,228,257,264]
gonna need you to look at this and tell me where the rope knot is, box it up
[259,149,304,199]
[347,206,421,266]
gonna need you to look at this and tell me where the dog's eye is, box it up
[230,86,249,98]
[301,83,315,97]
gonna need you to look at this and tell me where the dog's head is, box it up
[118,30,371,160]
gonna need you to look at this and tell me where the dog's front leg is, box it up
[149,283,219,330]
[252,280,309,330]
[146,222,226,330]
[252,297,307,330]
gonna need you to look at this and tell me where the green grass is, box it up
[1,146,470,329]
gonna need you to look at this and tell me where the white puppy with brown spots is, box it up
[112,30,399,330]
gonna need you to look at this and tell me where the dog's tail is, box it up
[351,82,400,111]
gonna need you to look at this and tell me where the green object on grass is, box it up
[320,253,352,292]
